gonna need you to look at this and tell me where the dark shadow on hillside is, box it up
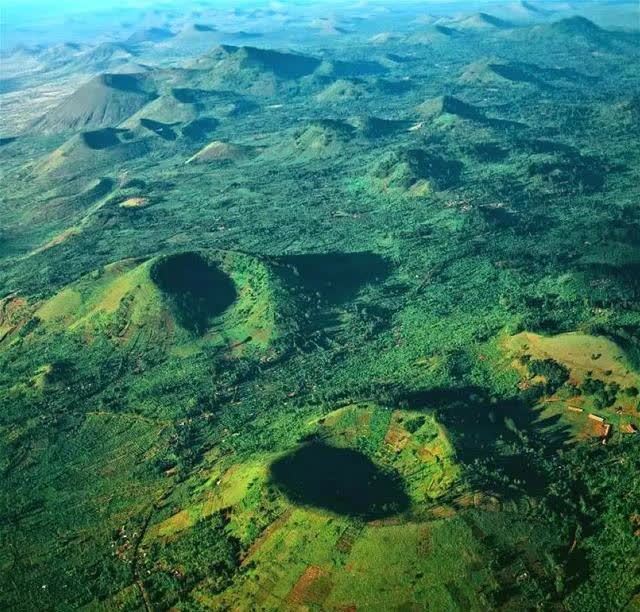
[171,88,258,116]
[582,261,640,293]
[0,76,25,95]
[402,386,572,500]
[373,147,463,191]
[193,23,216,32]
[469,141,509,162]
[357,116,411,138]
[234,45,321,79]
[527,152,607,194]
[384,53,414,64]
[330,59,386,77]
[376,79,413,95]
[151,252,237,335]
[440,96,526,130]
[515,62,598,85]
[270,442,409,519]
[475,12,513,29]
[435,25,460,37]
[172,87,217,104]
[489,63,551,89]
[140,118,178,141]
[406,148,463,189]
[181,117,219,141]
[276,252,392,306]
[101,73,153,94]
[518,139,577,156]
[81,128,127,150]
[483,117,527,130]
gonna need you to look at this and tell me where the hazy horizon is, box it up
[2,0,638,50]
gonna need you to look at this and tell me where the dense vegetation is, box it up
[1,1,639,610]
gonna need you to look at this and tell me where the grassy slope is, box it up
[0,250,284,609]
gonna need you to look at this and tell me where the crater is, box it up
[151,252,237,334]
[181,117,219,141]
[139,118,177,141]
[270,443,409,519]
[81,128,124,150]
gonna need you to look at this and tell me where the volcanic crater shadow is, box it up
[276,252,392,306]
[402,386,573,500]
[81,128,128,150]
[270,443,409,520]
[140,118,178,141]
[151,252,237,335]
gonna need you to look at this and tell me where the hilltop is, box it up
[186,45,322,95]
[30,73,157,134]
[315,78,370,102]
[449,12,515,31]
[170,87,256,117]
[166,23,220,53]
[418,95,485,122]
[71,42,139,72]
[35,42,86,67]
[285,119,356,158]
[2,250,281,355]
[126,27,175,45]
[350,116,410,139]
[186,140,258,164]
[457,59,590,88]
[417,95,524,129]
[117,84,238,136]
[370,147,463,196]
[515,16,640,50]
[550,15,604,37]
[458,60,512,86]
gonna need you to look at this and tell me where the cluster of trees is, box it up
[581,376,620,410]
[142,513,241,608]
[525,357,570,393]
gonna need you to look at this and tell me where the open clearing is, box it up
[507,331,638,388]
[506,331,640,438]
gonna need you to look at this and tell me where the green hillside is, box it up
[30,73,158,134]
[1,2,639,610]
